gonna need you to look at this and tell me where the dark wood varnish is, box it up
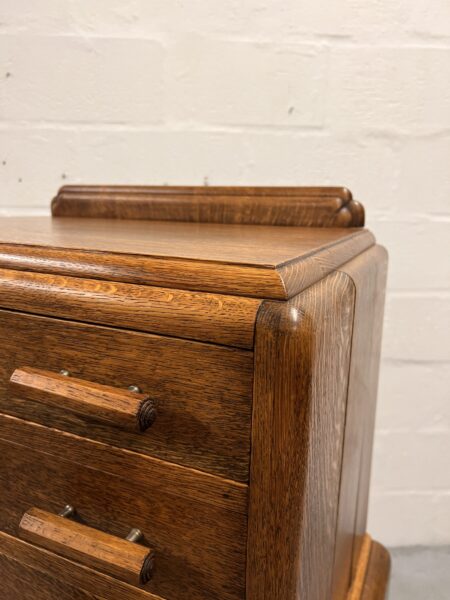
[0,531,164,600]
[19,508,154,586]
[52,185,364,227]
[0,186,389,599]
[0,414,247,514]
[247,271,356,600]
[359,541,391,600]
[332,246,389,598]
[0,310,253,481]
[0,549,102,600]
[10,368,157,433]
[0,268,260,348]
[0,218,374,299]
[347,535,391,600]
[0,416,247,600]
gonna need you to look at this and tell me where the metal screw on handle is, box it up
[60,373,142,397]
[58,505,143,544]
[127,385,141,393]
[59,504,76,518]
[60,374,142,397]
[126,528,143,543]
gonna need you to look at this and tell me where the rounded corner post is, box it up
[248,272,357,600]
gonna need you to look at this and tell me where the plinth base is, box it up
[348,535,391,600]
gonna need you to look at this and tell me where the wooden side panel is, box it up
[0,268,260,349]
[247,271,356,600]
[52,185,365,227]
[0,531,163,600]
[332,246,388,599]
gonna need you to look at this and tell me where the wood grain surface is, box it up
[10,367,157,433]
[0,195,389,600]
[347,535,391,600]
[0,531,164,600]
[0,414,248,514]
[246,271,356,600]
[332,246,389,599]
[55,184,354,198]
[0,310,253,481]
[0,218,374,299]
[0,548,103,600]
[0,416,248,600]
[0,268,260,348]
[359,541,391,600]
[51,185,364,227]
[19,508,154,586]
[347,535,372,600]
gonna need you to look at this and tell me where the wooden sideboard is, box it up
[0,186,390,600]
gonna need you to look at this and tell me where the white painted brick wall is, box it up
[0,1,449,547]
[0,35,165,123]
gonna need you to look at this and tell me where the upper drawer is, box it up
[0,268,261,348]
[0,309,253,482]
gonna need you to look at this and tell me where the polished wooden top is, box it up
[0,217,364,266]
[0,217,374,299]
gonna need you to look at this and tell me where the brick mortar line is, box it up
[0,30,450,48]
[1,123,450,140]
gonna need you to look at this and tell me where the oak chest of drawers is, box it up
[0,186,390,600]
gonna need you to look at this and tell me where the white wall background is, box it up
[1,1,449,547]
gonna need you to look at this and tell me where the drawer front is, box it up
[0,551,99,600]
[0,531,162,600]
[0,415,248,600]
[0,309,253,481]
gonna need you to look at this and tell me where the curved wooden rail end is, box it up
[347,535,391,600]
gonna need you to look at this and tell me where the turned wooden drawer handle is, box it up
[19,507,154,585]
[9,367,157,432]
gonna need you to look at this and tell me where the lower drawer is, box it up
[0,414,248,600]
[0,530,163,600]
[1,548,99,600]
